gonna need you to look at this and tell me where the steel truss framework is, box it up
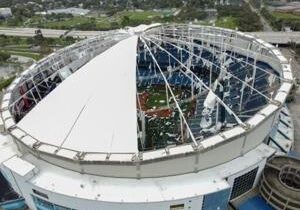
[136,25,284,150]
[1,24,293,164]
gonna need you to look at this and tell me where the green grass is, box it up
[0,36,78,62]
[119,10,164,20]
[271,12,300,21]
[0,10,170,30]
[142,86,186,109]
[42,16,94,28]
[215,16,238,29]
[263,10,300,31]
[0,76,16,91]
[36,16,120,30]
[143,86,170,108]
[3,50,42,60]
[47,16,110,29]
[146,90,168,108]
[2,47,33,52]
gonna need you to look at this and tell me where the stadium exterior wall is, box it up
[10,108,279,178]
[0,144,271,210]
[0,166,205,210]
[0,24,293,210]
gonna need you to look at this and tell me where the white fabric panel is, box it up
[17,36,138,153]
[204,90,217,109]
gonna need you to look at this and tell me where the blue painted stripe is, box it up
[269,137,287,153]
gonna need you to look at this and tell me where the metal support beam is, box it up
[149,35,274,102]
[140,37,198,146]
[153,31,283,81]
[143,35,245,127]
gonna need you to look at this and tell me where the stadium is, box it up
[0,24,295,210]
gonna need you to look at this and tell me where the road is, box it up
[245,0,273,32]
[249,31,300,44]
[280,48,300,153]
[241,1,300,45]
[288,86,300,153]
[0,27,68,38]
[1,27,300,44]
[0,27,106,39]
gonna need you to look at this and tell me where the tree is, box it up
[32,29,52,54]
[121,15,130,27]
[33,29,45,46]
[0,51,11,62]
[0,35,8,47]
[110,21,120,29]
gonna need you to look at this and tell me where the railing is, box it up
[7,33,129,122]
[260,168,300,210]
[1,24,293,163]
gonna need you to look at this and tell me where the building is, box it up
[0,24,294,210]
[204,9,217,19]
[259,155,300,209]
[36,7,90,16]
[273,1,300,12]
[0,8,12,19]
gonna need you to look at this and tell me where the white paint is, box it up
[17,36,139,154]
